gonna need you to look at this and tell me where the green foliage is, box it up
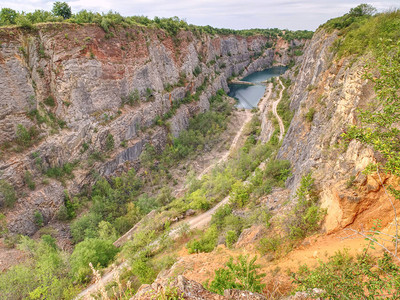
[325,8,400,58]
[24,171,36,190]
[15,124,39,149]
[0,236,77,299]
[259,236,282,254]
[225,230,238,248]
[71,169,142,242]
[193,66,201,77]
[131,257,157,284]
[45,162,77,181]
[44,96,56,107]
[0,8,17,25]
[322,4,376,32]
[70,238,118,282]
[0,180,17,207]
[186,225,218,253]
[206,255,266,295]
[304,107,316,122]
[344,39,400,177]
[34,210,44,227]
[293,251,400,299]
[287,173,325,240]
[105,133,114,151]
[52,1,72,19]
[230,181,250,208]
[211,204,232,229]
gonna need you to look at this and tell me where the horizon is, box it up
[0,1,399,31]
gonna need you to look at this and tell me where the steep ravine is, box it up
[0,23,305,235]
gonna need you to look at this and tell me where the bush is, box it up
[225,230,238,248]
[230,181,250,208]
[105,133,114,151]
[70,238,118,283]
[187,225,218,253]
[287,173,325,240]
[34,211,44,227]
[259,236,282,254]
[206,255,266,295]
[24,171,35,190]
[44,96,55,107]
[0,180,17,207]
[293,251,400,299]
[305,107,316,122]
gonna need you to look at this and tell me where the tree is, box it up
[0,8,17,25]
[349,4,377,17]
[52,2,71,19]
[70,238,118,282]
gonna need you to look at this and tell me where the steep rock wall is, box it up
[276,29,398,232]
[0,24,305,235]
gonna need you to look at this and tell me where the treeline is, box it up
[0,2,313,41]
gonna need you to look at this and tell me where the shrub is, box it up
[211,204,232,229]
[131,257,156,284]
[34,211,44,227]
[70,238,118,283]
[230,181,250,208]
[225,230,238,248]
[187,225,218,253]
[193,66,201,77]
[24,171,35,190]
[259,236,282,254]
[206,255,266,295]
[105,133,114,151]
[293,251,400,299]
[15,124,39,148]
[0,180,17,207]
[305,107,316,122]
[45,162,76,181]
[287,173,325,240]
[44,96,56,107]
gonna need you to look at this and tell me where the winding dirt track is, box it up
[196,110,252,180]
[273,79,285,141]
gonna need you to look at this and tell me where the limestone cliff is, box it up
[273,28,397,233]
[0,23,305,235]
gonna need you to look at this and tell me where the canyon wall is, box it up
[0,23,303,235]
[272,28,398,233]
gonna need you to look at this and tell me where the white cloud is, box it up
[1,0,399,30]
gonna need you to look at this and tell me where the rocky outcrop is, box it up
[0,24,306,235]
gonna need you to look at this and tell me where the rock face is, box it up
[0,23,305,235]
[272,28,398,232]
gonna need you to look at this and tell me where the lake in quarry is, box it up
[228,66,287,109]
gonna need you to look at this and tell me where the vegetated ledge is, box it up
[0,22,308,235]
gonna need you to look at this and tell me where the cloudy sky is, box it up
[1,1,399,30]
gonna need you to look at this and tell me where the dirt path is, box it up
[273,79,285,141]
[196,110,252,180]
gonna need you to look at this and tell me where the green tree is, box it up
[52,2,71,19]
[349,4,377,17]
[0,8,17,25]
[70,238,118,282]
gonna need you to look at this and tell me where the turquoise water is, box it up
[228,66,287,109]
